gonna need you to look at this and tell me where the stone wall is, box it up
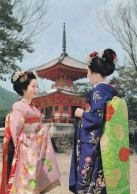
[51,132,74,154]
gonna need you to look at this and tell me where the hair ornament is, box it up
[84,54,92,66]
[97,49,104,59]
[12,70,26,83]
[32,71,38,78]
[85,50,106,65]
[113,54,117,62]
[24,73,27,79]
[91,51,98,58]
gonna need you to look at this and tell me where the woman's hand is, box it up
[75,108,84,118]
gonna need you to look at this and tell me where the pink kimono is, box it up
[0,101,60,194]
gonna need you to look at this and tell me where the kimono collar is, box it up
[94,83,118,97]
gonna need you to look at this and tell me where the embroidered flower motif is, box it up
[85,157,92,163]
[28,150,37,164]
[29,179,37,190]
[105,168,121,188]
[89,130,100,144]
[28,165,36,176]
[41,158,48,165]
[113,124,124,142]
[93,91,102,103]
[100,134,109,150]
[106,104,115,121]
[19,177,27,185]
[36,135,43,144]
[41,158,53,172]
[23,164,28,175]
[96,177,102,184]
[81,169,86,175]
[119,147,129,162]
[11,185,17,194]
[45,144,50,152]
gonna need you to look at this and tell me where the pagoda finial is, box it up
[61,23,68,56]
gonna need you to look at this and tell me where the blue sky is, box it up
[0,0,127,92]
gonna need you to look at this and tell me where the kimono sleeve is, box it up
[82,90,109,130]
[10,109,26,146]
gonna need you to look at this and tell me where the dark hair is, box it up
[11,71,37,96]
[89,49,116,76]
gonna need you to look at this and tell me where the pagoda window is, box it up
[55,106,59,111]
[41,108,44,113]
[63,106,68,111]
[45,106,52,119]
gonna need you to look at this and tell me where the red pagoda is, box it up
[31,23,87,134]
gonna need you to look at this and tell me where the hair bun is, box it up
[103,49,116,63]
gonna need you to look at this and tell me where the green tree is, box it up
[0,0,47,80]
[74,82,93,98]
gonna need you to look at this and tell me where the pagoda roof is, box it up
[31,54,87,72]
[30,54,87,81]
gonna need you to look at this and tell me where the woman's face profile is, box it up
[23,79,38,99]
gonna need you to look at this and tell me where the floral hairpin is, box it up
[12,70,27,83]
[32,71,38,78]
[85,49,118,65]
[84,54,92,66]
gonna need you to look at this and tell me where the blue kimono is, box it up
[69,83,118,194]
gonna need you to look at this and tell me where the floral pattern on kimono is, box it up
[0,101,60,194]
[69,83,118,194]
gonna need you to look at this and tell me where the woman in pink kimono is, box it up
[0,70,60,194]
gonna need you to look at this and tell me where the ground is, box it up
[0,154,137,193]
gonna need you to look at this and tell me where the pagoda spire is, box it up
[61,23,68,56]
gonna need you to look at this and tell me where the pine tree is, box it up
[0,0,46,80]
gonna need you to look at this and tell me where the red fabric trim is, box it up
[0,115,11,194]
[0,114,25,194]
[25,117,40,124]
[107,83,117,90]
[7,126,24,193]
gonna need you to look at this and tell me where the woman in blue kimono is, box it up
[69,49,118,194]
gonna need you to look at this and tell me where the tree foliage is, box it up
[74,82,93,98]
[0,0,47,80]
